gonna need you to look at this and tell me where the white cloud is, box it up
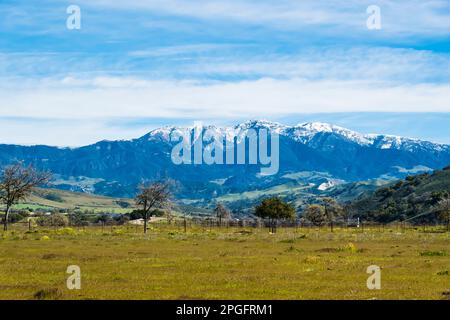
[81,0,450,36]
[129,44,240,57]
[2,47,449,83]
[1,77,449,121]
[1,1,449,146]
[1,47,449,140]
[183,47,450,83]
[0,118,150,147]
[1,76,449,146]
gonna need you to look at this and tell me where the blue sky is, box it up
[0,0,449,146]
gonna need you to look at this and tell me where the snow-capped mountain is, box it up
[0,120,448,202]
[144,120,449,154]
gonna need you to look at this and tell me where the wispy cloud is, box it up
[1,77,449,121]
[1,0,449,146]
[80,0,450,37]
[129,44,241,57]
[181,47,450,83]
[2,47,450,83]
[0,117,151,147]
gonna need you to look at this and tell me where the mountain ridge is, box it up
[0,120,448,205]
[142,120,449,152]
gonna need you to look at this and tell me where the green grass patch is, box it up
[420,250,448,257]
[0,225,449,300]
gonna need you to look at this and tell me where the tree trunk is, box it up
[144,216,148,234]
[143,203,148,234]
[3,206,11,231]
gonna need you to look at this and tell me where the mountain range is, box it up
[0,120,448,209]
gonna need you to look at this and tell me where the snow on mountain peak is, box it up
[291,122,373,145]
[145,126,180,141]
[236,119,286,131]
[142,120,448,153]
[297,122,335,132]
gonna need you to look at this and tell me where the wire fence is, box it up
[5,216,449,234]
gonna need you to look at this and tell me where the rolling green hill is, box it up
[8,188,206,217]
[350,166,450,223]
[11,188,135,213]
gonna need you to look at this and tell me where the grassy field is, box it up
[0,224,448,300]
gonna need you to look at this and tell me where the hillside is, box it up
[9,188,214,217]
[13,188,135,213]
[350,166,450,223]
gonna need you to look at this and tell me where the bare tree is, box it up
[214,202,231,227]
[165,202,175,225]
[303,204,326,227]
[321,198,342,232]
[135,182,171,233]
[0,163,51,231]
